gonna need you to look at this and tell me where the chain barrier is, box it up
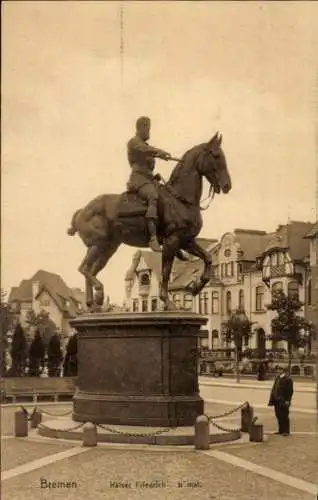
[205,400,249,433]
[207,401,248,420]
[209,419,241,433]
[97,423,178,437]
[38,422,84,433]
[19,405,72,419]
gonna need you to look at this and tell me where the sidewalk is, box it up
[199,378,317,411]
[199,377,315,393]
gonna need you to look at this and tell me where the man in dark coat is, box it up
[268,367,293,436]
[127,116,171,252]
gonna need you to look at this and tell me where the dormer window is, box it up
[270,253,277,266]
[140,274,150,286]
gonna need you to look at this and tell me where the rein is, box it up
[199,184,215,211]
[159,157,216,211]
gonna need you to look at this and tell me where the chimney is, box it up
[32,281,40,299]
[32,281,40,313]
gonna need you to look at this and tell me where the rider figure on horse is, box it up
[127,116,171,252]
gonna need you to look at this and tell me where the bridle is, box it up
[159,151,219,211]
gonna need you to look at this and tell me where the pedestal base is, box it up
[73,393,203,427]
[70,312,207,427]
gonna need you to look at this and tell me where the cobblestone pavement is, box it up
[1,445,316,500]
[224,435,318,484]
[1,403,317,500]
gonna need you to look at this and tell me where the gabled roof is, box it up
[262,221,313,261]
[234,229,270,262]
[304,221,318,239]
[8,269,84,316]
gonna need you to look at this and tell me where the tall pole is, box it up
[119,3,124,94]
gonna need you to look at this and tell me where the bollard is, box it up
[249,418,264,442]
[15,410,28,437]
[194,415,210,450]
[241,403,254,433]
[30,409,42,429]
[83,422,97,447]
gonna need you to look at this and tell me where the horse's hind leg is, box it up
[78,246,101,308]
[85,277,93,309]
[159,235,179,310]
[90,242,120,306]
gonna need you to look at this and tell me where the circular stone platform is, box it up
[38,418,241,446]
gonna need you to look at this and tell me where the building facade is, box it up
[125,221,316,353]
[8,269,86,340]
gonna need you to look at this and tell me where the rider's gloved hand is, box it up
[157,150,171,161]
[153,173,162,181]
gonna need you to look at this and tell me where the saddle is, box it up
[117,191,148,217]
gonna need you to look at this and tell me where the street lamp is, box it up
[231,309,250,384]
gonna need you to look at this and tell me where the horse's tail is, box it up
[67,209,81,236]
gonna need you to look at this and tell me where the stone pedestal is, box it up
[70,312,206,427]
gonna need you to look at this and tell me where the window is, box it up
[199,292,209,314]
[288,281,299,300]
[151,298,158,311]
[238,290,244,310]
[272,281,283,296]
[270,253,278,267]
[40,298,50,307]
[308,278,312,306]
[230,262,234,277]
[226,291,232,314]
[184,294,193,311]
[221,264,224,278]
[224,249,231,257]
[142,299,148,312]
[132,299,139,312]
[140,274,150,286]
[211,330,219,349]
[212,265,219,278]
[255,286,265,311]
[173,293,182,309]
[211,292,219,314]
[278,252,285,265]
[225,263,231,277]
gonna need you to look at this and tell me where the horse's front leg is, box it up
[159,236,179,310]
[184,240,212,296]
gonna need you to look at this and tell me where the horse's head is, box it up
[197,132,232,194]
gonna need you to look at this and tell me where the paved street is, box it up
[199,377,317,411]
[1,401,318,500]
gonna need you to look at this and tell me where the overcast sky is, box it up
[2,1,318,304]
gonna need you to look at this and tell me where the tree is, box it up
[25,310,57,346]
[28,330,45,376]
[266,289,311,373]
[63,333,78,377]
[222,309,254,383]
[47,334,63,377]
[0,289,14,376]
[11,323,28,376]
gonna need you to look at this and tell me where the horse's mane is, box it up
[168,144,204,186]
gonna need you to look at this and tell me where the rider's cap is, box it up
[136,116,150,129]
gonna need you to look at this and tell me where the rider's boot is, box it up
[148,219,161,252]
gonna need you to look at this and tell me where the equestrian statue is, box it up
[67,117,232,311]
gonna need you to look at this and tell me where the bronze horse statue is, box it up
[67,133,232,310]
